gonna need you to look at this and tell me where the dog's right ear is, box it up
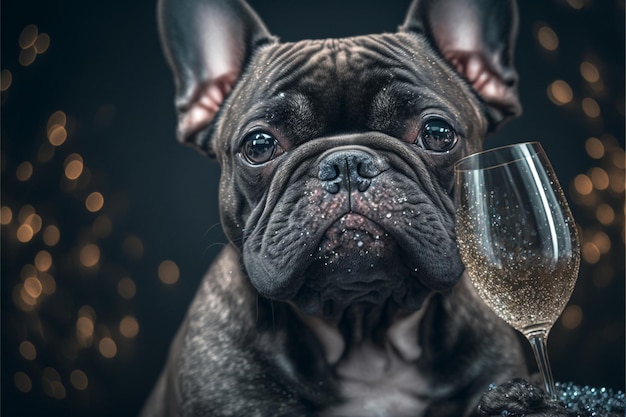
[158,0,275,156]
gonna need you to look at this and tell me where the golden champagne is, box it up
[456,215,580,336]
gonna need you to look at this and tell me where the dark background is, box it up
[1,0,624,416]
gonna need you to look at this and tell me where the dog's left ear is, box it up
[400,0,521,130]
[158,0,275,156]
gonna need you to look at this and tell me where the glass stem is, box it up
[528,334,557,401]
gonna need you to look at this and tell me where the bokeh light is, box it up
[547,80,573,105]
[18,24,38,49]
[120,315,139,338]
[19,341,37,361]
[98,337,117,359]
[566,0,584,10]
[79,244,101,268]
[34,33,50,54]
[64,154,84,180]
[117,277,136,300]
[158,260,180,284]
[48,125,67,146]
[1,206,13,225]
[19,47,37,67]
[85,192,104,212]
[561,305,583,329]
[70,370,88,391]
[16,161,33,181]
[537,25,559,51]
[14,372,32,393]
[580,61,600,83]
[35,250,52,272]
[43,225,60,246]
[0,69,12,92]
[16,224,34,243]
[582,97,601,118]
[573,174,593,195]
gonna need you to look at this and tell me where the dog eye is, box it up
[242,132,283,164]
[419,119,457,152]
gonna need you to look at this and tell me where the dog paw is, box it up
[475,378,572,417]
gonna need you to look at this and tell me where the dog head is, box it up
[158,0,520,316]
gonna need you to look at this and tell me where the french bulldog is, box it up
[141,0,572,415]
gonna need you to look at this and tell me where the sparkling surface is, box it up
[556,382,625,416]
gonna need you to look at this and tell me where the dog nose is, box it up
[318,150,381,194]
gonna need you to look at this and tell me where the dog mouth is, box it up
[313,213,397,271]
[293,213,409,313]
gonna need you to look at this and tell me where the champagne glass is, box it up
[454,142,580,400]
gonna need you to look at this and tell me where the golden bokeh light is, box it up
[39,272,57,295]
[85,192,104,212]
[79,305,96,320]
[42,368,66,399]
[1,206,13,225]
[48,125,67,146]
[19,341,37,361]
[547,80,573,105]
[573,174,593,195]
[13,284,36,311]
[158,260,180,284]
[19,285,37,307]
[18,205,35,223]
[25,213,42,234]
[611,148,625,169]
[34,33,50,54]
[35,250,53,272]
[608,170,625,193]
[21,264,37,280]
[596,203,615,225]
[120,315,139,338]
[118,277,136,300]
[18,24,38,49]
[16,161,33,181]
[589,167,610,190]
[582,241,601,264]
[589,79,605,94]
[537,25,559,51]
[582,97,601,118]
[580,61,600,83]
[14,372,32,393]
[70,370,89,391]
[561,305,583,330]
[43,225,60,246]
[19,47,37,67]
[80,244,101,267]
[0,69,12,92]
[16,224,34,243]
[566,0,584,9]
[98,337,117,359]
[65,159,84,180]
[48,110,67,129]
[76,316,95,339]
[591,231,611,254]
[23,277,43,299]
